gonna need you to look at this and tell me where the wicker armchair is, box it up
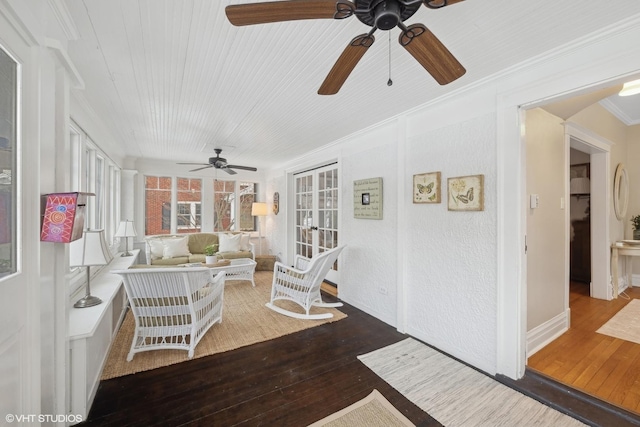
[113,267,225,360]
[266,245,345,320]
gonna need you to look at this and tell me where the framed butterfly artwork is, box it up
[413,172,441,204]
[448,174,484,211]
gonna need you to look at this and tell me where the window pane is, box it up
[95,156,104,229]
[0,47,17,279]
[145,175,172,235]
[213,180,235,231]
[177,177,202,233]
[239,182,256,231]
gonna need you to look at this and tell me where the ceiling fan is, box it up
[177,149,258,174]
[225,0,466,95]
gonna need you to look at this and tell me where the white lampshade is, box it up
[619,79,640,97]
[114,220,137,237]
[570,177,590,195]
[251,202,268,216]
[70,229,112,267]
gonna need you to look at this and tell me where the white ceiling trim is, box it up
[599,98,639,126]
[47,0,79,40]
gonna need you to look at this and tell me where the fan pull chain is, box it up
[387,31,393,86]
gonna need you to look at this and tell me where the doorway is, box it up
[569,151,591,290]
[293,163,340,284]
[566,128,611,301]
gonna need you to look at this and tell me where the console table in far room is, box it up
[610,242,640,298]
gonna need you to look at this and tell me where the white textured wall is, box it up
[274,109,500,373]
[404,114,498,372]
[265,173,286,261]
[340,137,399,326]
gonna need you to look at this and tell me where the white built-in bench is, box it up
[67,249,139,422]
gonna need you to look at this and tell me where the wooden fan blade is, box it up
[318,33,375,95]
[221,167,238,175]
[399,24,465,85]
[227,165,258,172]
[177,162,209,165]
[189,165,214,172]
[423,0,464,9]
[226,0,355,26]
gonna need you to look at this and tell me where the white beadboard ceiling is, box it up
[63,0,640,171]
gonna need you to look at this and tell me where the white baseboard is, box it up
[526,309,570,358]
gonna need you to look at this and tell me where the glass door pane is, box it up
[293,165,340,281]
[295,173,313,259]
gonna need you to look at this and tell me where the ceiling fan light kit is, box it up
[226,0,466,95]
[619,79,640,97]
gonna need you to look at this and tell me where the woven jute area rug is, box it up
[101,271,346,380]
[308,390,414,427]
[597,298,640,344]
[359,338,587,427]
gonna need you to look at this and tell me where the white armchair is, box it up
[113,267,225,360]
[266,245,345,320]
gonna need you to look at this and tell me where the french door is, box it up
[294,164,340,283]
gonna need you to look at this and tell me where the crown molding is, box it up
[47,0,79,40]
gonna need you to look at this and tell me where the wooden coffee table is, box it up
[208,258,257,287]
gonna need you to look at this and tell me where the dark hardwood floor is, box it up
[82,281,640,426]
[82,292,439,426]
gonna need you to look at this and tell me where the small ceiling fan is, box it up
[177,149,258,175]
[225,0,466,95]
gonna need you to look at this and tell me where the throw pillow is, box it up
[162,236,191,259]
[147,239,165,260]
[219,233,241,252]
[240,233,251,251]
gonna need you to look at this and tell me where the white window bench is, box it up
[67,249,139,422]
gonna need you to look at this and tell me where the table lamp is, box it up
[114,220,137,256]
[70,229,112,308]
[251,202,268,255]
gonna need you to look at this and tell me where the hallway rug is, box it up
[308,389,415,427]
[358,338,586,427]
[101,271,346,379]
[596,298,640,344]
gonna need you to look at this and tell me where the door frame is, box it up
[0,5,42,417]
[565,123,612,300]
[287,160,340,282]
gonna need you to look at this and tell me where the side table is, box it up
[255,255,276,271]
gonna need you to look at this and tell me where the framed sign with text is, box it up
[353,177,383,219]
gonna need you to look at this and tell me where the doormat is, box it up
[596,299,640,344]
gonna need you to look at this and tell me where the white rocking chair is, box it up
[266,245,345,320]
[113,267,225,361]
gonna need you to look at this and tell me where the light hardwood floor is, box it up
[528,282,640,415]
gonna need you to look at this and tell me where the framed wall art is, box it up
[448,174,484,211]
[413,171,441,203]
[354,177,383,219]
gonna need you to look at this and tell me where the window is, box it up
[213,180,235,232]
[68,122,121,245]
[239,182,256,231]
[95,155,105,229]
[177,202,201,229]
[67,121,122,284]
[177,177,202,232]
[0,46,17,279]
[145,175,172,235]
[144,176,258,235]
